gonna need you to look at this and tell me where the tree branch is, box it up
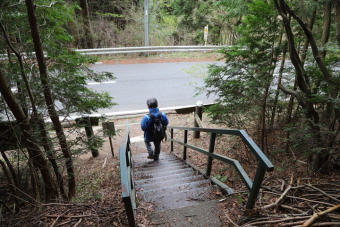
[281,0,338,91]
[302,204,340,227]
[278,84,297,97]
[273,0,311,95]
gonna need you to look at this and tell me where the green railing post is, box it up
[183,130,188,160]
[206,132,216,176]
[123,197,136,227]
[167,125,273,209]
[170,128,174,152]
[246,162,267,209]
[119,130,136,226]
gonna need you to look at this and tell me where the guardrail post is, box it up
[123,197,136,227]
[194,106,202,138]
[246,162,266,209]
[183,130,188,160]
[170,128,174,152]
[206,132,216,176]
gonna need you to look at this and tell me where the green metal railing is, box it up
[169,126,274,209]
[119,130,136,227]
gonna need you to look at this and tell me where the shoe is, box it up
[147,154,154,159]
[154,155,159,161]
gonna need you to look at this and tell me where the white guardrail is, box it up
[0,46,228,59]
[75,45,226,55]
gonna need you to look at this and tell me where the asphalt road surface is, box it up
[89,62,217,114]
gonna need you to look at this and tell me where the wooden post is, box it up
[102,121,116,158]
[206,132,216,176]
[194,106,202,138]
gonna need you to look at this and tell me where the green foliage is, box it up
[204,0,280,127]
[169,0,248,44]
[0,0,116,166]
[74,169,107,202]
[1,0,115,115]
[215,174,228,183]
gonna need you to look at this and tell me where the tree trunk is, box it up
[25,0,76,199]
[259,29,281,151]
[300,9,316,66]
[285,6,316,152]
[2,19,67,200]
[0,69,57,201]
[0,159,19,212]
[270,41,287,129]
[335,0,340,48]
[274,0,332,172]
[31,115,68,200]
[1,151,18,186]
[68,21,80,48]
[320,1,332,59]
[28,159,40,202]
[260,84,270,151]
[79,0,94,48]
[0,159,15,188]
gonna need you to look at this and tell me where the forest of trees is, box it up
[204,0,340,173]
[0,0,339,221]
[0,0,115,204]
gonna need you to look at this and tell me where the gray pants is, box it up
[145,140,161,157]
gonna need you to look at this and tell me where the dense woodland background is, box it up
[0,0,339,225]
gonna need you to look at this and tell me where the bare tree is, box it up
[0,69,57,201]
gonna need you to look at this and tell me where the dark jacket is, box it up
[141,108,169,142]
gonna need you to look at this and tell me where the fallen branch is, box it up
[263,191,334,206]
[280,204,305,214]
[243,216,310,226]
[307,184,340,203]
[102,156,108,168]
[311,222,340,226]
[279,220,304,226]
[260,185,292,210]
[327,213,340,220]
[225,213,239,227]
[302,204,340,227]
[50,210,69,227]
[42,203,86,207]
[46,214,93,218]
[73,218,82,227]
[56,220,72,226]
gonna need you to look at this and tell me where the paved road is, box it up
[89,62,217,114]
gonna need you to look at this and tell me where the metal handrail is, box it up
[169,126,274,209]
[119,129,136,226]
